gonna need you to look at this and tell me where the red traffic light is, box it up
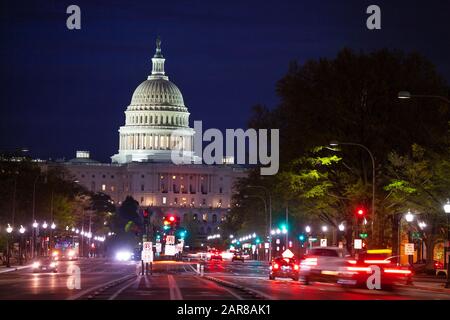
[168,216,175,222]
[356,208,365,216]
[143,209,149,218]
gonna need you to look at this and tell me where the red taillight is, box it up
[364,259,390,264]
[301,258,317,266]
[384,268,412,275]
[347,266,372,273]
[294,264,299,271]
[273,263,279,270]
[347,259,357,265]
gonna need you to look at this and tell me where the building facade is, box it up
[60,38,246,240]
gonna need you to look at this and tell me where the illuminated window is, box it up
[111,186,115,192]
[203,213,208,222]
[162,196,167,204]
[172,175,176,179]
[101,184,106,191]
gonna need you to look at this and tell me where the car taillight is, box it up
[347,266,372,273]
[301,258,317,266]
[273,263,279,270]
[347,259,357,265]
[294,264,299,271]
[363,259,390,264]
[384,268,412,275]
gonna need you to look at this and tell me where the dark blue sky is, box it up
[1,0,450,162]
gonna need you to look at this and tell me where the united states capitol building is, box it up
[57,39,246,236]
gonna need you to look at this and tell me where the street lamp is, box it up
[305,226,311,233]
[330,141,376,245]
[6,224,13,268]
[338,223,345,232]
[42,221,48,229]
[322,226,328,233]
[397,91,450,104]
[19,225,25,265]
[51,222,56,230]
[405,210,414,223]
[444,200,450,288]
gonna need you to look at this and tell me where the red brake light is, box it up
[347,259,357,265]
[384,268,412,275]
[363,259,390,264]
[169,216,175,222]
[273,263,279,270]
[294,264,299,271]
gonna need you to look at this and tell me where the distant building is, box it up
[54,38,246,242]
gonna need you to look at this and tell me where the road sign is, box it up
[143,241,152,251]
[155,243,162,253]
[165,244,176,256]
[264,242,270,249]
[141,250,153,263]
[354,239,362,249]
[282,249,294,259]
[405,243,414,255]
[166,235,175,245]
[412,232,421,240]
[320,239,327,247]
[359,233,368,239]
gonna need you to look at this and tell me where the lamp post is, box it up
[31,174,40,259]
[246,185,272,261]
[330,141,376,245]
[444,200,450,288]
[42,221,48,256]
[19,225,25,265]
[243,194,267,261]
[6,224,13,268]
[32,221,38,257]
[402,210,414,266]
[305,226,312,249]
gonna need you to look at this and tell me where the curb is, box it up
[0,265,32,274]
[396,283,450,294]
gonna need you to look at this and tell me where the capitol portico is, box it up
[56,38,246,241]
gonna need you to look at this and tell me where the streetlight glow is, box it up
[305,226,311,233]
[338,223,345,232]
[322,226,328,233]
[405,211,414,222]
[51,222,56,230]
[19,225,25,234]
[444,200,450,214]
[42,221,48,229]
[6,224,13,233]
[33,221,38,228]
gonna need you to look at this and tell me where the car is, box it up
[232,252,245,262]
[300,247,352,285]
[269,257,300,281]
[337,249,413,290]
[32,258,58,273]
[52,248,78,261]
[209,250,222,261]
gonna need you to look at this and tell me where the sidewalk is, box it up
[0,264,32,274]
[398,276,450,293]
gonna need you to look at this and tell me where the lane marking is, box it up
[66,274,135,300]
[196,277,244,300]
[109,278,137,300]
[167,275,183,300]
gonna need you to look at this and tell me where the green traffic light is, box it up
[299,234,305,241]
[255,238,261,244]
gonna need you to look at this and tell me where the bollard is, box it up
[197,263,200,274]
[200,265,204,277]
[150,262,153,275]
[141,260,144,276]
[145,262,149,275]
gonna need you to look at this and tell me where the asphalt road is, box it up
[1,259,449,300]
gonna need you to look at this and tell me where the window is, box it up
[219,187,223,194]
[191,198,195,205]
[111,175,114,179]
[81,174,85,178]
[91,182,96,191]
[141,197,144,203]
[111,186,115,192]
[183,213,188,222]
[102,174,106,178]
[207,227,211,234]
[141,174,145,178]
[141,184,145,191]
[212,214,217,223]
[162,196,167,205]
[193,214,198,220]
[202,213,208,222]
[92,174,95,178]
[174,197,178,204]
[202,199,206,205]
[101,184,106,191]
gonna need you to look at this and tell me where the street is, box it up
[1,259,449,300]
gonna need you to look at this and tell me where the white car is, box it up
[300,247,352,284]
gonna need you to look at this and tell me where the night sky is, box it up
[1,0,450,162]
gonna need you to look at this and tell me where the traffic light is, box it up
[298,234,306,242]
[163,215,179,230]
[356,207,366,217]
[143,209,150,225]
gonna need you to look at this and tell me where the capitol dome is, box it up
[130,78,185,107]
[111,37,195,164]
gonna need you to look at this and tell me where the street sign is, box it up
[412,232,421,240]
[166,235,175,245]
[264,242,270,249]
[143,241,152,251]
[359,233,368,239]
[155,243,162,253]
[282,249,294,258]
[405,243,414,255]
[354,239,362,249]
[320,239,327,247]
[338,242,343,249]
[165,244,177,256]
[141,250,153,263]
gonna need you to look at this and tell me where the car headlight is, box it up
[116,251,132,261]
[32,262,40,268]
